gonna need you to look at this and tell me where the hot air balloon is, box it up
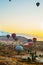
[33,38,37,42]
[12,33,16,39]
[6,34,10,39]
[9,0,11,2]
[33,37,37,56]
[15,45,23,55]
[24,42,33,47]
[27,39,32,42]
[36,2,40,7]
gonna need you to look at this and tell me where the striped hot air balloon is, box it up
[24,42,33,47]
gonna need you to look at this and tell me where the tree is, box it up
[27,57,32,62]
[0,62,7,65]
[30,52,35,62]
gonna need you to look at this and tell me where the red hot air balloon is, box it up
[29,42,33,46]
[12,33,16,39]
[33,38,37,42]
[33,38,37,56]
[24,42,33,47]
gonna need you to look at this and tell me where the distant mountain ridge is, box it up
[16,34,33,39]
[0,31,33,39]
[0,31,40,41]
[0,31,10,36]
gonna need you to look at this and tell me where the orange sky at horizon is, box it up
[1,26,43,41]
[0,0,43,41]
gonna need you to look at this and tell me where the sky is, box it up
[0,0,43,40]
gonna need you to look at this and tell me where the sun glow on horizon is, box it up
[0,0,43,41]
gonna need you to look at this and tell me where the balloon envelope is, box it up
[12,33,16,39]
[24,42,33,46]
[33,38,37,42]
[27,39,32,42]
[9,0,11,2]
[15,45,23,51]
[36,2,40,7]
[6,34,10,38]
